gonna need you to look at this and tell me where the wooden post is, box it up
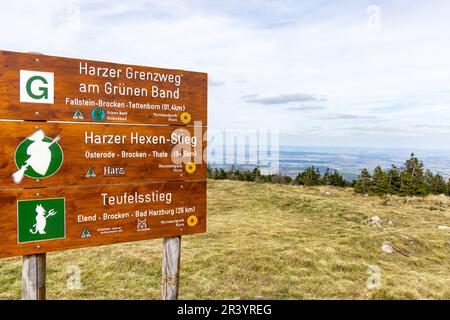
[21,51,46,300]
[161,236,181,300]
[22,253,46,300]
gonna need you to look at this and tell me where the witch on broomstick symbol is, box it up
[12,129,61,184]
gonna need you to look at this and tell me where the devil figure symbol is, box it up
[29,204,57,235]
[12,129,61,184]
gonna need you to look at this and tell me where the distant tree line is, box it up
[354,153,450,196]
[207,166,350,187]
[207,167,293,184]
[294,166,350,187]
[208,153,450,197]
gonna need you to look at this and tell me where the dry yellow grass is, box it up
[1,180,449,299]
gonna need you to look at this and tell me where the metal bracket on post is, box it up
[22,253,46,300]
[161,236,181,300]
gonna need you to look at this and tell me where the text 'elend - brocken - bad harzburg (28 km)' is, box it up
[0,50,207,258]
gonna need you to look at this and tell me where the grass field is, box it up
[1,180,450,299]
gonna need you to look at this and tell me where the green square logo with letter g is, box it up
[17,198,65,243]
[19,70,54,104]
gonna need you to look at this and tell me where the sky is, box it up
[1,0,450,150]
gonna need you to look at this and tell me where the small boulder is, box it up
[381,242,394,254]
[366,216,382,228]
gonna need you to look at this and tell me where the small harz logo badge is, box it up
[85,167,96,177]
[73,109,84,120]
[81,227,91,238]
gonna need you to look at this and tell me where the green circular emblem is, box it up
[14,134,63,180]
[91,108,106,121]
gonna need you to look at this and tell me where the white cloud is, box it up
[1,0,450,149]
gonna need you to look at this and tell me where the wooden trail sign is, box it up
[0,180,206,258]
[0,121,206,189]
[0,50,207,126]
[0,50,207,300]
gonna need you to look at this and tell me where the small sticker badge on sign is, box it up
[73,109,84,120]
[180,112,191,124]
[81,227,91,238]
[91,108,105,121]
[20,70,54,104]
[187,215,198,227]
[185,162,196,174]
[17,198,66,243]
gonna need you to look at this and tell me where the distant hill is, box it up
[208,145,450,180]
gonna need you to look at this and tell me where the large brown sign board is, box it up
[0,50,207,125]
[0,180,206,258]
[0,50,207,260]
[0,121,206,189]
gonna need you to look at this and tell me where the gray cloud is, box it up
[288,105,326,111]
[209,78,225,87]
[342,126,397,132]
[319,113,377,120]
[413,124,450,129]
[337,125,450,135]
[243,93,325,105]
[241,93,259,99]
